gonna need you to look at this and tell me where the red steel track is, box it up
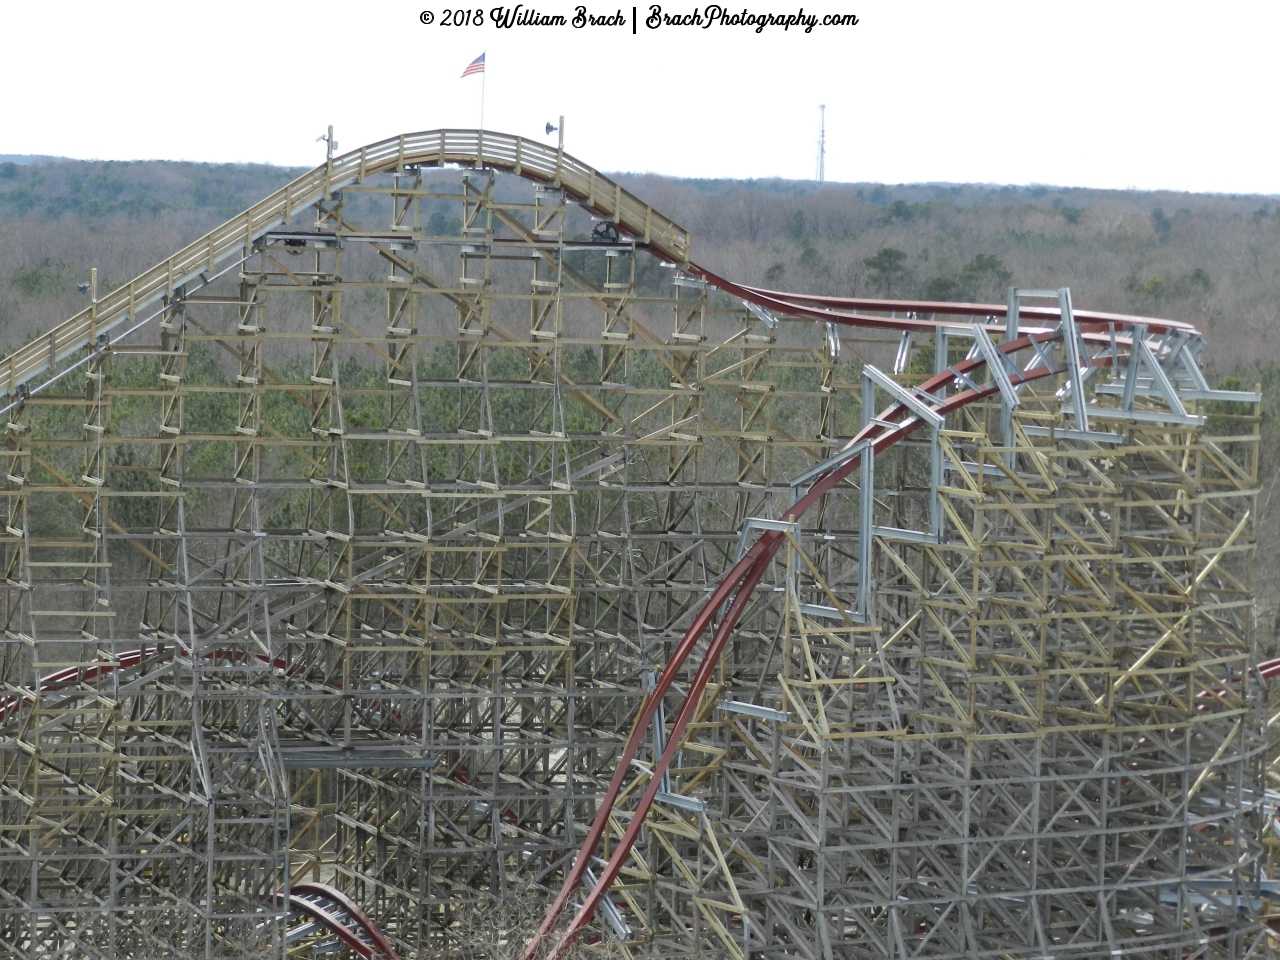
[280,883,400,959]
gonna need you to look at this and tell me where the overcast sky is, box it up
[3,1,1271,194]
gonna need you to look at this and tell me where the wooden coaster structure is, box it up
[0,131,1267,960]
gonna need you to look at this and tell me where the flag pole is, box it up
[480,54,486,131]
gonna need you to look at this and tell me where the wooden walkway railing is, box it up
[0,130,693,398]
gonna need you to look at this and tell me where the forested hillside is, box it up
[0,157,305,348]
[2,153,1278,639]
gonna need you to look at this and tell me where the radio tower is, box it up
[817,104,826,182]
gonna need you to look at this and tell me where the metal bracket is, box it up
[1094,330,1257,415]
[799,601,867,623]
[852,437,942,623]
[1166,334,1260,402]
[643,670,671,795]
[734,517,800,564]
[654,792,707,813]
[786,442,870,622]
[1056,288,1091,432]
[789,442,865,505]
[860,366,944,550]
[672,273,708,289]
[583,868,632,939]
[1022,424,1124,444]
[858,449,874,617]
[717,700,789,722]
[974,322,1022,466]
[738,514,869,623]
[742,300,777,329]
[893,329,912,374]
[1109,334,1201,425]
[972,324,1021,411]
[1009,287,1132,443]
[862,365,944,430]
[733,516,804,619]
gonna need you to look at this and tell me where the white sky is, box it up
[3,0,1273,194]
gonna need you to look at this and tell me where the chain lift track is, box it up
[0,130,1268,960]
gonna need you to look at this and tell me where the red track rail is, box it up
[0,646,290,726]
[281,882,400,959]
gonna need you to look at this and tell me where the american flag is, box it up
[461,53,485,78]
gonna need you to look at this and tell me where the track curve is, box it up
[281,882,400,959]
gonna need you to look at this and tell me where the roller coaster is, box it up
[0,130,1270,959]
